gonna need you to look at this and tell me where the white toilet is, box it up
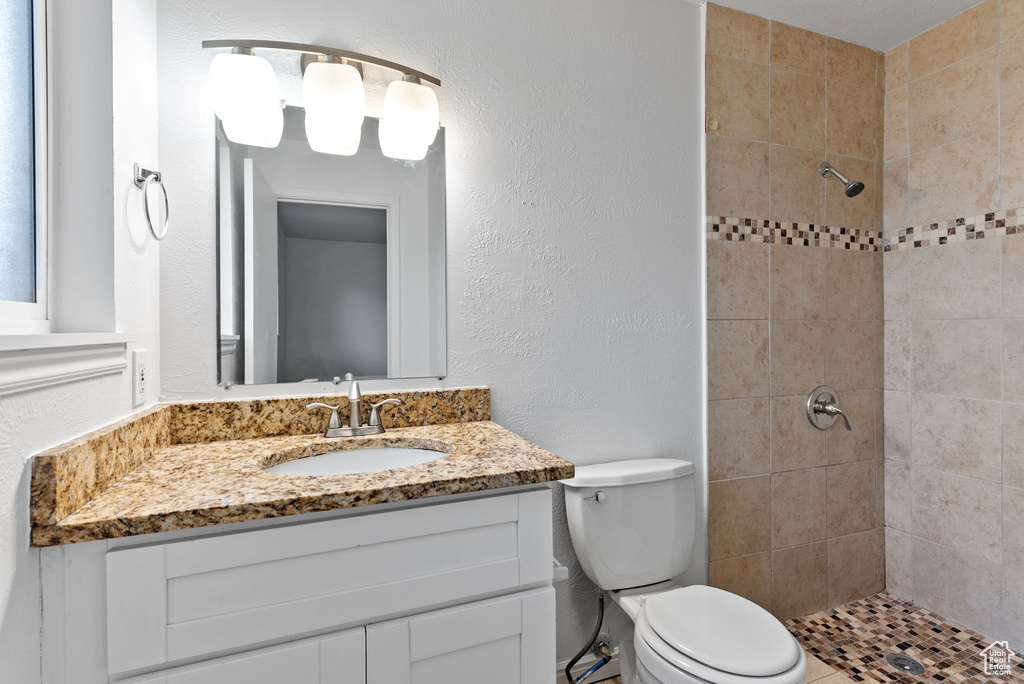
[563,459,807,684]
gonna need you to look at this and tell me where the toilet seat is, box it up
[633,586,806,684]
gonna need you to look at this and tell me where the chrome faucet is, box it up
[806,385,853,431]
[307,381,403,438]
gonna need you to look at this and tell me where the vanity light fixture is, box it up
[302,56,365,156]
[207,48,284,148]
[379,75,440,161]
[203,39,441,161]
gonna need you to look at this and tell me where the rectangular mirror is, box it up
[216,107,446,385]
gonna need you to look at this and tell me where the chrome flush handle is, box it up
[806,386,853,431]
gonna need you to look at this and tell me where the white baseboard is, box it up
[556,650,620,683]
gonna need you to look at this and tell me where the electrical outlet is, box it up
[132,349,147,407]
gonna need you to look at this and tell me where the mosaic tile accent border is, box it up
[787,592,1024,683]
[706,216,883,251]
[882,209,1024,252]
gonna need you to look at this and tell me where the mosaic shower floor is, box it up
[787,592,1024,683]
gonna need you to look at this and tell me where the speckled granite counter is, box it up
[31,388,574,546]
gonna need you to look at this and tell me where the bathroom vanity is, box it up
[32,388,573,684]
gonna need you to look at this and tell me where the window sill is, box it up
[0,333,132,398]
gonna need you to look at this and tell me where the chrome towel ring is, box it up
[133,162,169,241]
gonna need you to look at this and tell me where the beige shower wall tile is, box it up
[708,398,770,481]
[770,146,826,225]
[828,529,883,605]
[707,3,769,64]
[911,237,1002,320]
[826,460,877,537]
[706,241,769,320]
[709,553,772,611]
[707,137,770,218]
[912,319,1002,399]
[911,393,1002,481]
[770,21,825,77]
[883,159,909,232]
[884,320,912,391]
[1004,402,1024,488]
[706,54,770,141]
[1005,319,1024,403]
[1003,485,1024,571]
[772,467,827,548]
[885,527,913,599]
[826,390,876,465]
[827,38,877,90]
[885,42,909,90]
[771,394,826,472]
[912,467,1002,562]
[909,48,998,154]
[908,0,998,79]
[824,156,877,232]
[770,69,826,150]
[1002,38,1024,127]
[1006,568,1024,656]
[908,131,999,226]
[1002,123,1024,210]
[707,320,770,400]
[912,537,1005,639]
[825,249,882,321]
[884,87,909,161]
[1004,234,1024,317]
[769,245,826,320]
[884,249,911,320]
[1007,0,1024,41]
[772,542,828,620]
[885,459,913,532]
[877,52,885,93]
[710,475,772,561]
[827,81,878,160]
[884,390,912,462]
[826,320,883,391]
[771,320,826,395]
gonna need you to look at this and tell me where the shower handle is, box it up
[806,385,853,431]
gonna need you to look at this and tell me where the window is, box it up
[0,0,46,331]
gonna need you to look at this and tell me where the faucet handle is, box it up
[307,402,342,430]
[368,398,402,427]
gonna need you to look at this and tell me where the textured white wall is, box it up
[157,0,707,663]
[0,1,160,680]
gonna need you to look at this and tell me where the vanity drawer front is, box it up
[106,489,552,675]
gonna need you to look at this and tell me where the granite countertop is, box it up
[33,420,574,546]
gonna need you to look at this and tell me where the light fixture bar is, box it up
[201,39,441,87]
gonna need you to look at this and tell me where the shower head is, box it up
[819,162,865,198]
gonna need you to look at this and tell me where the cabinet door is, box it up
[366,588,554,684]
[122,628,365,684]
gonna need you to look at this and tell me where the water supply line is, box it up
[564,595,612,683]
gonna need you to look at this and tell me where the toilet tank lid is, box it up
[561,459,695,488]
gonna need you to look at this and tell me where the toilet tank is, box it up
[562,459,696,591]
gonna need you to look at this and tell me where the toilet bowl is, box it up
[562,460,806,684]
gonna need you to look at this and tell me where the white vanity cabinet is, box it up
[42,486,555,684]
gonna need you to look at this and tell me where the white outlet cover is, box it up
[132,349,147,407]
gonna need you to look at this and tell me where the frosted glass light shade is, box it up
[305,111,361,156]
[302,61,366,130]
[222,101,284,148]
[379,79,439,161]
[208,51,283,148]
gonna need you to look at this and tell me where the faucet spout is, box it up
[348,381,362,428]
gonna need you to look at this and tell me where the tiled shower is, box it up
[706,0,1024,651]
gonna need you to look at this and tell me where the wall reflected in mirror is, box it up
[217,107,446,386]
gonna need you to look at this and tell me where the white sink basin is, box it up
[266,447,446,476]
